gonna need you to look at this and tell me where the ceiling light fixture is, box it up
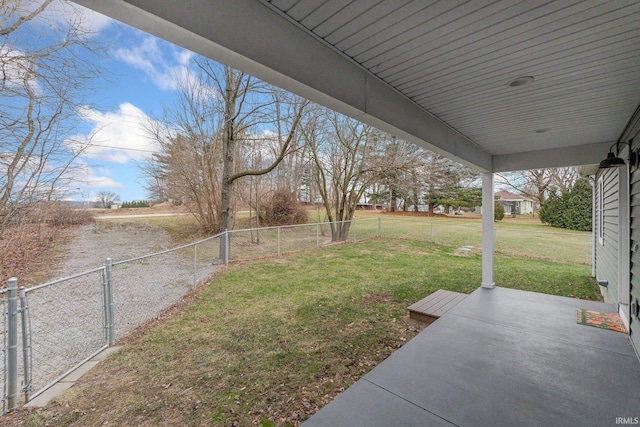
[508,76,534,87]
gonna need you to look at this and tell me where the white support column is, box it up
[591,179,596,278]
[482,172,495,288]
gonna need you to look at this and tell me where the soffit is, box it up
[263,0,640,156]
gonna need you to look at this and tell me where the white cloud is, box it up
[72,161,124,189]
[0,46,42,94]
[61,160,125,201]
[113,37,195,91]
[0,153,123,203]
[71,103,160,164]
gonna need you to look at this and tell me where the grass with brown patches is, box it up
[11,236,599,427]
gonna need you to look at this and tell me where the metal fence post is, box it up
[101,268,109,344]
[316,223,319,247]
[19,287,30,403]
[193,243,197,288]
[354,220,357,242]
[378,216,381,236]
[277,227,281,256]
[224,230,229,265]
[105,259,115,346]
[6,278,18,412]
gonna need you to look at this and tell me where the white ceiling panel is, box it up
[312,0,385,38]
[262,0,640,163]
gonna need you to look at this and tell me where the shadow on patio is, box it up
[304,287,640,427]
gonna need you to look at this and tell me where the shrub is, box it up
[259,190,308,226]
[44,202,95,226]
[539,178,592,231]
[6,201,94,227]
[494,201,505,221]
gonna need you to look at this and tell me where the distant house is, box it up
[495,190,534,215]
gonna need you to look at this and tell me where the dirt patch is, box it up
[392,243,433,257]
[359,293,394,306]
[56,222,175,274]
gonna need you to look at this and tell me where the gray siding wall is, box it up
[595,168,619,303]
[630,139,640,354]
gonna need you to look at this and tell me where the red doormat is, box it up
[576,309,628,333]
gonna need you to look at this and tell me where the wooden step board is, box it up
[408,290,467,324]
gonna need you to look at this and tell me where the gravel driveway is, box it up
[21,222,220,396]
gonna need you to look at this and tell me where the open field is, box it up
[8,212,598,426]
[357,211,591,266]
[100,210,592,267]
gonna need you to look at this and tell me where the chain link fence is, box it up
[1,232,225,414]
[24,268,107,400]
[378,216,482,247]
[111,233,221,339]
[0,219,386,413]
[227,218,380,261]
[0,215,591,414]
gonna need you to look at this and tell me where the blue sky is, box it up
[29,1,197,202]
[17,1,488,204]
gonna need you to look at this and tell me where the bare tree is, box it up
[497,167,578,209]
[303,108,416,241]
[96,190,120,208]
[144,60,308,238]
[0,0,106,229]
[376,139,424,211]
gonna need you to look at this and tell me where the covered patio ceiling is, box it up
[75,0,640,173]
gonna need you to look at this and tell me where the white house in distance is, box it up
[495,189,535,215]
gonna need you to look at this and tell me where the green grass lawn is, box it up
[20,232,599,427]
[107,211,591,267]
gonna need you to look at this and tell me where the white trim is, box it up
[618,159,631,310]
[493,142,611,172]
[591,177,596,278]
[619,305,630,329]
[597,176,604,246]
[481,173,495,289]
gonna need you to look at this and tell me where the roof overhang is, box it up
[73,0,640,173]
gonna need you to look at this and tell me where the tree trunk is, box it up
[219,74,237,260]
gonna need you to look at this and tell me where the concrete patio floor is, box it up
[304,287,640,427]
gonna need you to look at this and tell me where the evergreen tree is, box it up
[494,201,505,221]
[539,178,592,231]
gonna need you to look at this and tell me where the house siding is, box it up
[595,168,619,303]
[629,139,640,355]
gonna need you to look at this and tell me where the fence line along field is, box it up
[1,212,598,426]
[0,211,592,416]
